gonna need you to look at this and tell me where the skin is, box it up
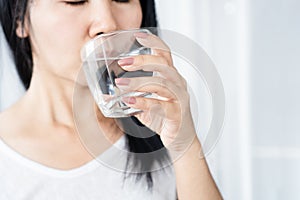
[0,0,222,199]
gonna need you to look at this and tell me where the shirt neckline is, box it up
[0,134,126,178]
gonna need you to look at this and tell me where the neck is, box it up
[20,64,123,145]
[24,66,91,128]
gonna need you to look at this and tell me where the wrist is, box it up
[167,135,204,163]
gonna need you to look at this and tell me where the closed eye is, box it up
[113,0,130,3]
[65,1,87,6]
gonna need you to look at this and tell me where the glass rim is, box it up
[80,28,151,61]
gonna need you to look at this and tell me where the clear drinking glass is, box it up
[81,29,153,118]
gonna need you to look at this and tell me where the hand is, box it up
[115,32,197,152]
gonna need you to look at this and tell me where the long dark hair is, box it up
[0,0,169,190]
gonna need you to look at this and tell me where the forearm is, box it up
[172,138,222,200]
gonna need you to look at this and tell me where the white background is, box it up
[156,0,300,199]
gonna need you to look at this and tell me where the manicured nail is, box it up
[134,32,149,39]
[122,96,136,104]
[118,58,134,66]
[115,78,130,86]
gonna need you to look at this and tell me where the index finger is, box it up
[134,32,174,67]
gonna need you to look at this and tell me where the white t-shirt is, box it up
[0,135,177,200]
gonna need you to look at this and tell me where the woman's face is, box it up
[23,0,142,80]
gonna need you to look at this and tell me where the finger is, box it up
[118,55,168,68]
[118,55,182,83]
[115,76,182,99]
[122,96,181,121]
[134,32,174,67]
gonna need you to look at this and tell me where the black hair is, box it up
[0,0,32,89]
[0,0,169,191]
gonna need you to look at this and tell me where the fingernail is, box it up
[122,97,136,104]
[134,32,149,39]
[118,58,134,66]
[115,78,130,86]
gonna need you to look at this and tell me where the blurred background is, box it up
[156,0,300,199]
[1,0,299,199]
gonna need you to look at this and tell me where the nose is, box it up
[88,1,118,38]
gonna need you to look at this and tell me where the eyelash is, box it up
[65,1,87,6]
[113,0,130,2]
[65,0,130,6]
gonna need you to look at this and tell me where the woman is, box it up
[0,0,222,199]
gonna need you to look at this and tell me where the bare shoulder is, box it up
[0,109,12,137]
[0,104,23,140]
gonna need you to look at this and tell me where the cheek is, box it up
[29,8,87,72]
[30,17,81,55]
[114,6,143,29]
